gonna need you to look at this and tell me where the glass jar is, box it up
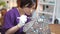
[23,18,51,34]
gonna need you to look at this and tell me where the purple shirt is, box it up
[2,8,31,34]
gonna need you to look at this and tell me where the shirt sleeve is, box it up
[2,11,15,34]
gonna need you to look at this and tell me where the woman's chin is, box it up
[26,13,31,15]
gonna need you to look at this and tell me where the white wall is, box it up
[4,0,17,11]
[56,0,60,24]
[56,0,60,18]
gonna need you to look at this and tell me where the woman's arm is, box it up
[5,25,20,34]
[5,15,27,34]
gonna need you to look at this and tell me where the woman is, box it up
[2,0,37,34]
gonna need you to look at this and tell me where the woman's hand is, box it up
[17,15,27,28]
[5,15,27,34]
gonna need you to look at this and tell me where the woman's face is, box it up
[23,4,36,15]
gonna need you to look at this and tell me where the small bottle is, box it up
[54,18,59,24]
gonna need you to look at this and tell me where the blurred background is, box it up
[0,0,60,34]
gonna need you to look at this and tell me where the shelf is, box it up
[37,0,56,24]
[39,2,55,6]
[39,11,53,15]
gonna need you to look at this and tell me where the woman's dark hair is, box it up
[17,0,37,8]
